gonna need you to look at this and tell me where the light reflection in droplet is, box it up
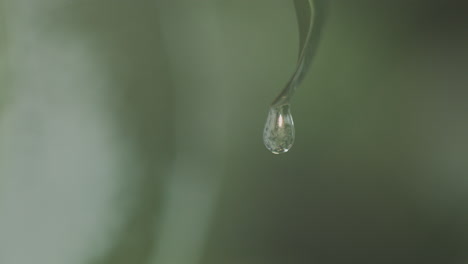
[263,104,295,154]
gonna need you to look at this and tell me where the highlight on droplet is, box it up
[263,104,295,154]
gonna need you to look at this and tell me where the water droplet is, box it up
[263,104,295,154]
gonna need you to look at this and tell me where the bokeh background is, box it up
[1,0,468,263]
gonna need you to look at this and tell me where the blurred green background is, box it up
[1,0,468,263]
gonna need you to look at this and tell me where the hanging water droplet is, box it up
[263,104,295,154]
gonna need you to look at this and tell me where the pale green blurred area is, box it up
[1,0,468,264]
